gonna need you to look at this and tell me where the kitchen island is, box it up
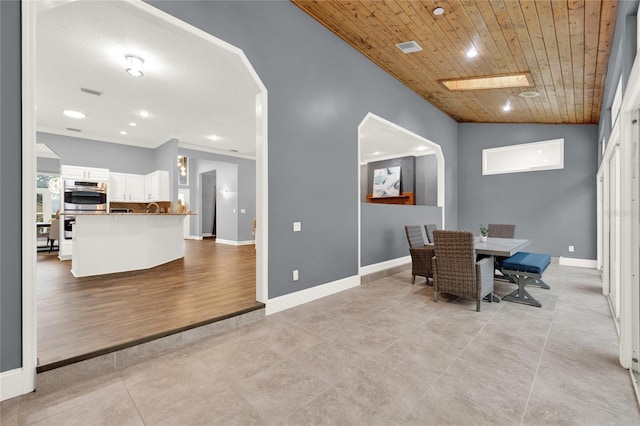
[71,213,190,277]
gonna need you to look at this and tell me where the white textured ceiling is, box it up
[36,0,260,156]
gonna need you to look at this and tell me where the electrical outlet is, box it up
[568,245,575,252]
[293,270,299,281]
[293,222,301,232]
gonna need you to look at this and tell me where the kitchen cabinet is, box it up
[61,165,109,182]
[109,173,145,202]
[145,170,170,201]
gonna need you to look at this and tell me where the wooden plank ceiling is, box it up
[291,0,618,124]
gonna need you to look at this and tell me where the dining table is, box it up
[474,236,531,302]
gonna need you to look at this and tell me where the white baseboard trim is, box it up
[558,257,597,268]
[265,275,360,315]
[1,368,33,402]
[215,239,255,246]
[187,236,203,240]
[359,256,411,276]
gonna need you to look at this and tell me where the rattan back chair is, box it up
[487,224,515,239]
[405,225,426,249]
[431,230,494,311]
[405,225,434,284]
[424,224,437,244]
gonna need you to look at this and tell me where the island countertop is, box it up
[61,212,195,216]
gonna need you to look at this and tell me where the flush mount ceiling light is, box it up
[396,40,423,54]
[466,48,478,58]
[519,91,541,98]
[441,73,531,91]
[125,54,144,77]
[433,7,445,16]
[62,109,86,119]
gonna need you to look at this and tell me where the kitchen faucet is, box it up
[146,202,159,213]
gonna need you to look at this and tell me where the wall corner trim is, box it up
[0,368,31,402]
[558,257,598,268]
[265,275,360,315]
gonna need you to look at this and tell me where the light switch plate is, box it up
[241,209,246,213]
[293,222,301,232]
[293,270,299,281]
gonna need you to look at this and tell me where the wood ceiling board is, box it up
[291,0,618,124]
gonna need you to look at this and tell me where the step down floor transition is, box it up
[35,304,265,393]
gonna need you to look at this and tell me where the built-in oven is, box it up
[64,180,107,212]
[63,180,108,239]
[63,216,75,240]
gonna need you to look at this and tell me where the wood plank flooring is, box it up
[36,239,259,370]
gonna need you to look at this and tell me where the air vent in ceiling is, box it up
[80,87,102,96]
[395,41,422,54]
[66,127,82,132]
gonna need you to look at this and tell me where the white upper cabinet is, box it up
[145,170,170,202]
[110,173,145,202]
[61,165,109,182]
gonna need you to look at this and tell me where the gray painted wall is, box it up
[148,1,459,299]
[155,139,179,204]
[37,157,61,174]
[458,124,598,259]
[1,0,23,372]
[361,204,442,266]
[415,154,438,206]
[37,132,157,175]
[598,0,639,164]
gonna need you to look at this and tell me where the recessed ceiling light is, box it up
[466,48,478,58]
[120,131,127,135]
[62,109,86,119]
[372,151,383,156]
[502,103,512,112]
[208,134,221,141]
[129,122,137,127]
[138,110,151,118]
[433,7,445,16]
[125,54,144,77]
[441,73,531,91]
[416,146,428,151]
[519,91,541,98]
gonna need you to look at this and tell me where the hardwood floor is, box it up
[36,239,259,371]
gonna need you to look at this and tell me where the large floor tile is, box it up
[231,358,332,425]
[125,360,225,425]
[281,387,393,426]
[402,387,517,426]
[29,389,142,426]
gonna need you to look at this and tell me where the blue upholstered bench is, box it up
[500,252,551,308]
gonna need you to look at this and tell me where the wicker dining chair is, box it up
[424,224,437,244]
[404,225,434,284]
[487,224,515,239]
[487,224,516,275]
[431,230,494,311]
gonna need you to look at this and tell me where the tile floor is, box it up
[2,263,639,425]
